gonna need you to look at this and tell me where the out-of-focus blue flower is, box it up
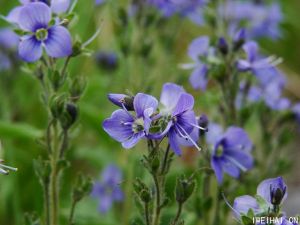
[103,93,158,149]
[220,1,283,39]
[95,0,105,5]
[0,28,19,71]
[237,41,275,72]
[95,51,118,71]
[207,124,253,184]
[149,0,207,25]
[233,177,287,220]
[92,165,124,214]
[7,0,71,24]
[185,36,210,91]
[155,83,201,155]
[16,2,72,62]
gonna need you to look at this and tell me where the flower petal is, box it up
[168,129,182,155]
[122,132,144,149]
[18,2,51,32]
[51,0,71,13]
[18,36,42,62]
[211,157,223,184]
[133,93,158,118]
[222,127,253,152]
[6,6,24,24]
[257,177,287,204]
[98,194,113,214]
[188,36,209,61]
[233,195,261,218]
[44,25,72,58]
[206,123,223,145]
[221,159,240,178]
[172,93,194,116]
[160,83,185,112]
[243,41,258,62]
[189,64,208,90]
[102,109,134,143]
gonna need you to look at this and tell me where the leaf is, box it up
[0,121,43,140]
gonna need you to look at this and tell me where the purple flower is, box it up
[95,51,118,71]
[7,0,71,24]
[237,41,274,72]
[0,28,19,71]
[233,177,287,219]
[16,2,72,62]
[207,124,253,183]
[103,93,158,149]
[92,165,124,214]
[149,0,206,25]
[220,1,282,39]
[186,36,210,91]
[95,0,105,5]
[156,83,202,155]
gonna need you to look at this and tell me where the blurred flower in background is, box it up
[207,124,253,184]
[91,165,124,214]
[94,51,118,72]
[0,28,19,71]
[220,0,283,39]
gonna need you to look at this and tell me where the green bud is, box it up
[70,76,86,101]
[241,215,254,225]
[175,175,196,204]
[133,178,152,203]
[151,156,160,174]
[49,70,64,90]
[59,103,78,130]
[50,94,66,119]
[24,213,41,225]
[71,41,83,57]
[72,173,93,202]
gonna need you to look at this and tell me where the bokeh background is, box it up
[0,0,299,224]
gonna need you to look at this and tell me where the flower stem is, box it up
[144,202,151,225]
[152,174,161,225]
[68,199,77,225]
[171,202,183,225]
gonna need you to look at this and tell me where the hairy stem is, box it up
[144,202,151,225]
[171,202,183,225]
[153,175,161,225]
[68,199,77,225]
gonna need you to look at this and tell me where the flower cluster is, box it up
[91,165,124,213]
[103,83,204,155]
[232,177,299,225]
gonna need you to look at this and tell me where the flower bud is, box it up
[60,103,79,130]
[133,178,152,203]
[198,114,209,135]
[175,176,195,204]
[50,94,66,119]
[270,186,286,206]
[49,70,63,90]
[70,76,86,101]
[233,29,246,51]
[108,94,134,110]
[217,37,228,55]
[72,173,93,202]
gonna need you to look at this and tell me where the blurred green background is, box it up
[0,0,300,224]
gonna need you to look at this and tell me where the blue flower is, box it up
[207,124,253,184]
[16,2,72,62]
[103,93,158,149]
[185,36,210,91]
[92,165,124,214]
[149,0,207,25]
[233,177,288,222]
[7,0,71,24]
[156,83,202,155]
[220,1,282,39]
[95,51,118,71]
[0,28,19,71]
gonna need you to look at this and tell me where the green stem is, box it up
[160,144,170,175]
[43,181,50,225]
[153,175,161,225]
[144,202,151,225]
[50,122,59,225]
[171,203,183,225]
[68,199,77,225]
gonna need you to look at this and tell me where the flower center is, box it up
[132,118,144,133]
[216,146,224,157]
[35,28,48,41]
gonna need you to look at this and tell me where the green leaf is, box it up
[241,215,254,225]
[0,121,43,140]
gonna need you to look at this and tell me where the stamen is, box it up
[177,124,202,151]
[225,156,247,172]
[190,123,208,131]
[221,192,242,222]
